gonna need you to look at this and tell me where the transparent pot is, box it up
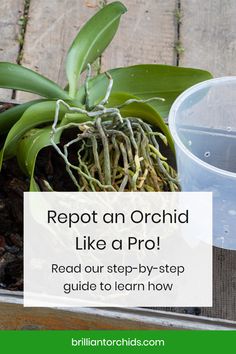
[169,77,236,250]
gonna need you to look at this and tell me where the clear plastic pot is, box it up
[169,77,236,250]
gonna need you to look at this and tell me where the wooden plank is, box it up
[0,293,236,330]
[16,0,99,102]
[0,303,164,330]
[200,247,236,321]
[1,0,235,324]
[102,0,177,71]
[157,248,236,321]
[179,0,236,76]
[0,0,24,100]
[177,0,236,321]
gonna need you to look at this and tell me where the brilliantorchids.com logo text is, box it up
[71,337,165,348]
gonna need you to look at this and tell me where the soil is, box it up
[0,145,76,291]
[0,159,25,290]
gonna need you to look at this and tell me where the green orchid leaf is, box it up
[0,62,70,99]
[30,179,41,192]
[0,101,68,168]
[66,1,127,98]
[77,64,213,118]
[107,92,174,151]
[0,99,46,134]
[16,127,59,191]
[16,113,89,191]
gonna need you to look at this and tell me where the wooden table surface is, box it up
[0,0,236,322]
